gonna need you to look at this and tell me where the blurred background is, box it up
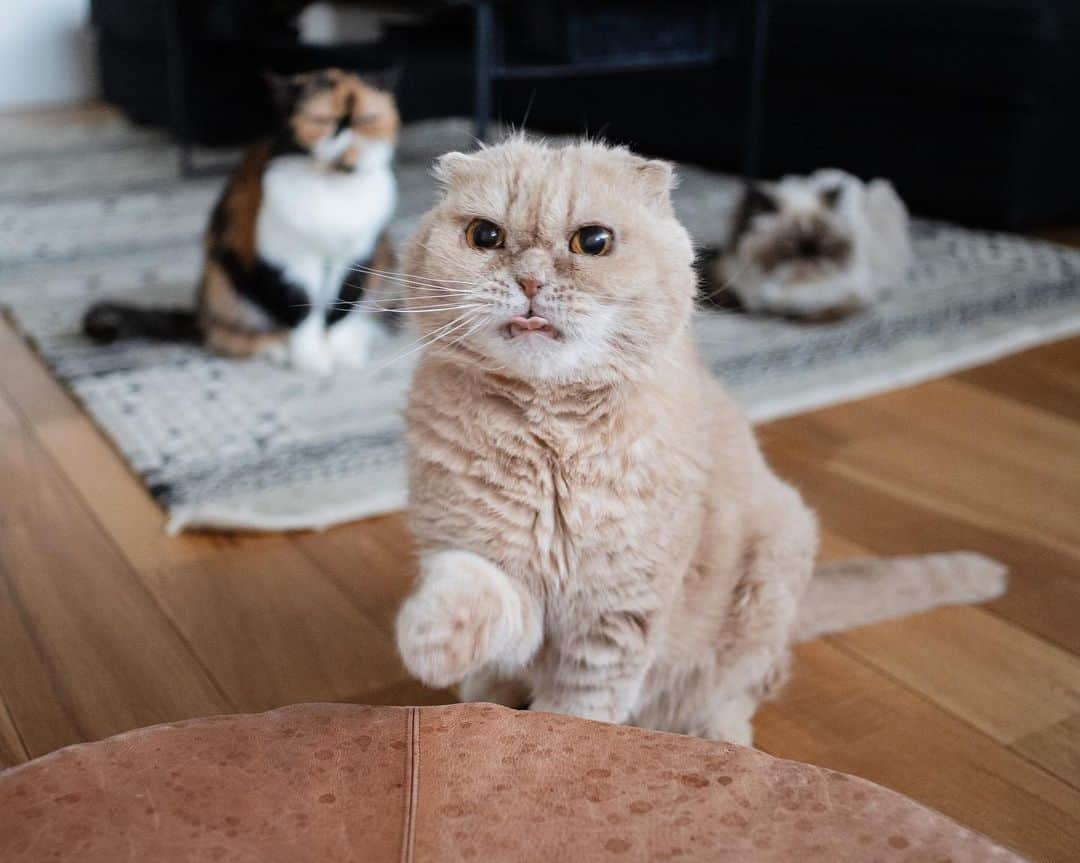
[7,0,1080,229]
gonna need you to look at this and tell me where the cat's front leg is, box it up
[288,312,334,375]
[396,550,542,689]
[255,243,334,375]
[325,257,378,368]
[327,312,379,368]
[529,610,654,724]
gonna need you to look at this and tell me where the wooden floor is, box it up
[1,317,1079,861]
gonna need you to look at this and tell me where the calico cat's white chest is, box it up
[257,152,396,260]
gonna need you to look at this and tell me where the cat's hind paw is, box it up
[396,550,541,688]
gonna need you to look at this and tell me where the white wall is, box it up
[297,2,419,46]
[0,0,98,111]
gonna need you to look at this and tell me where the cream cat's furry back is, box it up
[395,138,1003,744]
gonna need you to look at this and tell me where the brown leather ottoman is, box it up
[0,703,1022,862]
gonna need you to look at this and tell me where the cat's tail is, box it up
[82,302,200,345]
[794,552,1007,642]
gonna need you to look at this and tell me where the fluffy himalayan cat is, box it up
[709,169,911,321]
[83,69,399,374]
[393,139,1002,744]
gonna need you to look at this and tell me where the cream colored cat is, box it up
[394,138,1003,744]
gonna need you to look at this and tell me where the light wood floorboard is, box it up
[1,320,1077,860]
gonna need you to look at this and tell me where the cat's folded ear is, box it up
[432,151,485,190]
[263,71,299,112]
[361,64,403,94]
[634,159,678,212]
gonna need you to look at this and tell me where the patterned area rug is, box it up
[2,111,1079,532]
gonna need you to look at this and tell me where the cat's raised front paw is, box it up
[395,550,541,688]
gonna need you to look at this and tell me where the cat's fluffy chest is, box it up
[258,152,396,258]
[409,379,702,592]
[505,437,678,589]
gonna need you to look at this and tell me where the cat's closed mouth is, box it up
[507,315,558,339]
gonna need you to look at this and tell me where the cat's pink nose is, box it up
[518,276,542,299]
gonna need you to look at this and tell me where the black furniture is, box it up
[100,0,772,181]
[161,0,405,177]
[759,0,1080,229]
[93,0,402,177]
[92,0,1080,228]
[469,0,772,180]
[92,0,311,172]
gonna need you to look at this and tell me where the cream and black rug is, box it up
[2,112,1079,532]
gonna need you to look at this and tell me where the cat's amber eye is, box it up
[569,225,614,256]
[465,218,506,250]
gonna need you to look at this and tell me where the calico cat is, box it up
[83,69,399,374]
[393,138,1003,744]
[710,169,911,321]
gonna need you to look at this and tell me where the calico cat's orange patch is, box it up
[288,69,399,162]
[206,142,267,267]
[197,143,272,356]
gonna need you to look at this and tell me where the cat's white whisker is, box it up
[584,292,653,303]
[355,269,477,293]
[353,260,465,282]
[352,273,471,293]
[354,263,477,287]
[699,256,753,304]
[362,312,481,377]
[435,316,488,356]
[368,287,477,301]
[394,282,476,298]
[374,303,483,314]
[413,240,478,275]
[355,308,483,378]
[370,291,479,305]
[366,281,477,300]
[328,305,484,316]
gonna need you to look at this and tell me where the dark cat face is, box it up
[269,68,399,171]
[731,181,853,278]
[719,169,910,320]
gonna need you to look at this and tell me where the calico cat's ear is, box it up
[727,182,779,251]
[264,71,299,113]
[635,159,677,210]
[433,151,484,190]
[745,184,779,216]
[361,65,403,94]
